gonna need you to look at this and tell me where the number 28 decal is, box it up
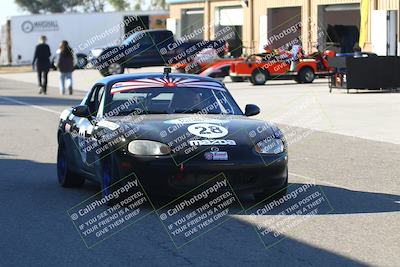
[187,123,228,138]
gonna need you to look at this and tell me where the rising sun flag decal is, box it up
[111,77,226,94]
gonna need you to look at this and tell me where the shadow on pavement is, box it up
[240,182,400,215]
[1,157,395,266]
[0,95,82,107]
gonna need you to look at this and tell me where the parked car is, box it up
[89,29,227,76]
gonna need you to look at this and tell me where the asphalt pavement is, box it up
[0,76,399,266]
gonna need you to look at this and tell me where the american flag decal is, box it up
[111,77,225,94]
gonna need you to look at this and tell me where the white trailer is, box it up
[3,10,167,65]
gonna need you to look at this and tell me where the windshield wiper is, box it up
[116,110,168,116]
[173,109,203,114]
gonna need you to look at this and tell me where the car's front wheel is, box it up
[250,69,268,85]
[298,67,315,83]
[97,156,125,206]
[108,63,124,75]
[57,139,85,187]
[101,159,112,199]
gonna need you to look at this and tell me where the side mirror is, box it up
[245,104,260,117]
[72,105,91,118]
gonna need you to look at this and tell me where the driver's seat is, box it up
[168,92,191,112]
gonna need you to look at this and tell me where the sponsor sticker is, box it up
[65,123,71,132]
[204,151,228,160]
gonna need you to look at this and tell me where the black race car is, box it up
[57,69,288,202]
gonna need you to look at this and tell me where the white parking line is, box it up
[0,96,60,115]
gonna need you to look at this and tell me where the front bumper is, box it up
[229,72,251,77]
[115,152,288,197]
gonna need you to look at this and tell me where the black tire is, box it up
[230,76,245,82]
[298,67,315,83]
[250,69,268,85]
[101,159,113,198]
[99,68,110,77]
[108,62,124,76]
[253,169,288,202]
[57,138,85,187]
[294,77,302,84]
[96,156,125,206]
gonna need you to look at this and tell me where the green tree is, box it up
[15,0,52,14]
[15,0,83,13]
[81,0,107,12]
[151,0,166,9]
[108,0,130,11]
[133,0,141,10]
[63,0,85,12]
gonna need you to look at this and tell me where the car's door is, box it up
[70,83,105,175]
[85,84,106,173]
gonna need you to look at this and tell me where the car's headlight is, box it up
[255,138,284,154]
[90,48,104,58]
[128,140,170,156]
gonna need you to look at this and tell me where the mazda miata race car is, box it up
[57,69,288,202]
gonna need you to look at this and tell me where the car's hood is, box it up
[97,114,281,155]
[89,46,120,60]
[91,46,119,52]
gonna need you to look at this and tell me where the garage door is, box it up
[219,7,243,26]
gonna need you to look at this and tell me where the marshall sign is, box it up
[21,20,59,33]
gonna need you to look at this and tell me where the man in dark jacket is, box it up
[32,35,51,94]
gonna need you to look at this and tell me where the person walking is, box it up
[290,36,304,72]
[32,35,51,95]
[55,41,76,95]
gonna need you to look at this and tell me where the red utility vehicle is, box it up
[230,51,335,85]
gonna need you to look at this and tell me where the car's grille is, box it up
[169,171,257,189]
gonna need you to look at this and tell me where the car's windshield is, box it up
[121,32,147,46]
[103,81,243,116]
